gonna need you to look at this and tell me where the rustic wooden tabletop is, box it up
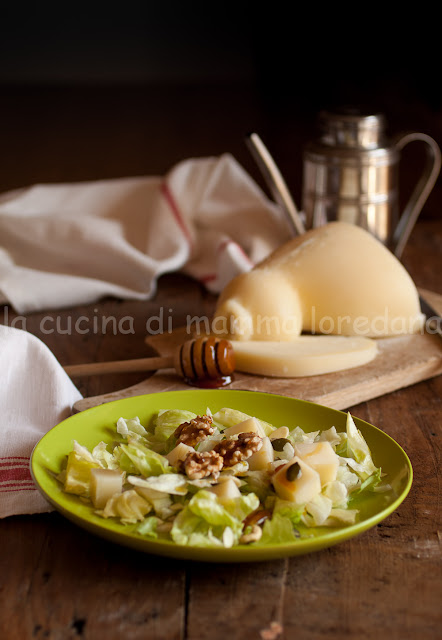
[0,84,441,640]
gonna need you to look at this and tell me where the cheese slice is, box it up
[231,335,378,377]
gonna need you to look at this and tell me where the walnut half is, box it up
[213,432,263,467]
[182,450,224,480]
[174,414,215,447]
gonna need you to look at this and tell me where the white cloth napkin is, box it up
[0,153,293,517]
[0,325,82,517]
[0,153,292,313]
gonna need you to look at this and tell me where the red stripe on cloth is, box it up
[0,481,35,488]
[0,485,37,493]
[199,274,217,284]
[0,461,29,468]
[0,466,33,483]
[217,239,254,266]
[0,456,29,461]
[161,182,193,246]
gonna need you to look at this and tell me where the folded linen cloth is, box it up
[0,153,292,314]
[0,325,82,517]
[0,153,293,517]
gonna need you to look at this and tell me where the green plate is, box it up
[30,389,412,562]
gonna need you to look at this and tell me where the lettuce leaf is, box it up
[170,489,258,547]
[258,513,299,544]
[322,480,349,507]
[272,498,304,524]
[117,416,148,438]
[137,516,160,538]
[302,494,333,526]
[154,409,197,442]
[99,489,152,524]
[322,508,358,526]
[128,473,188,496]
[114,442,170,477]
[345,413,378,480]
[241,470,273,502]
[287,426,319,444]
[132,486,174,519]
[63,450,101,496]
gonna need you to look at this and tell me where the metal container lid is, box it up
[318,108,386,150]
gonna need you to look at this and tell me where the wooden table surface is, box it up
[0,86,441,640]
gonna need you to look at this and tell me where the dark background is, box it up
[1,3,441,219]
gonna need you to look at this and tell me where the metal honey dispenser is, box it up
[302,109,441,258]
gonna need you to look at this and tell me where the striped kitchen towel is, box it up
[0,324,82,517]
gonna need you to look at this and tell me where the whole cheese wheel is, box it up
[213,222,424,340]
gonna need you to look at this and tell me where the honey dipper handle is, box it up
[64,355,174,377]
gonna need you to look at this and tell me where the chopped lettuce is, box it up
[117,416,148,438]
[322,480,349,507]
[154,409,197,442]
[128,473,188,496]
[322,508,358,526]
[272,498,304,524]
[241,469,273,502]
[58,406,386,549]
[259,513,299,544]
[171,490,258,548]
[99,489,152,524]
[302,494,333,527]
[287,427,320,445]
[137,516,160,538]
[345,413,378,480]
[114,442,170,477]
[63,450,101,496]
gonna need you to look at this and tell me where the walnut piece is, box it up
[214,432,263,467]
[174,414,215,447]
[182,450,224,480]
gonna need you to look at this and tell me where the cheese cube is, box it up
[272,457,321,504]
[90,468,123,509]
[270,426,290,439]
[248,436,274,471]
[209,478,242,502]
[223,417,266,438]
[166,442,194,467]
[294,441,339,485]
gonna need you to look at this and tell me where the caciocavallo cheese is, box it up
[212,222,424,341]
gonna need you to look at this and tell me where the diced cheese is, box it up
[230,335,378,377]
[166,442,194,467]
[270,426,290,439]
[272,457,321,504]
[208,478,242,502]
[294,441,339,485]
[223,417,267,438]
[248,436,274,471]
[90,468,123,509]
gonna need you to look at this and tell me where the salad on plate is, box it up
[56,406,388,548]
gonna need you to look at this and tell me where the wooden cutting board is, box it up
[73,289,442,413]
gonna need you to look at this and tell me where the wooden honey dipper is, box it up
[63,336,235,387]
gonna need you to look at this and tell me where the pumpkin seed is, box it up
[286,462,302,482]
[271,437,291,451]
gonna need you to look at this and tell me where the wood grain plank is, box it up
[0,513,186,640]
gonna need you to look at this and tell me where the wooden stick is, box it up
[64,355,174,377]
